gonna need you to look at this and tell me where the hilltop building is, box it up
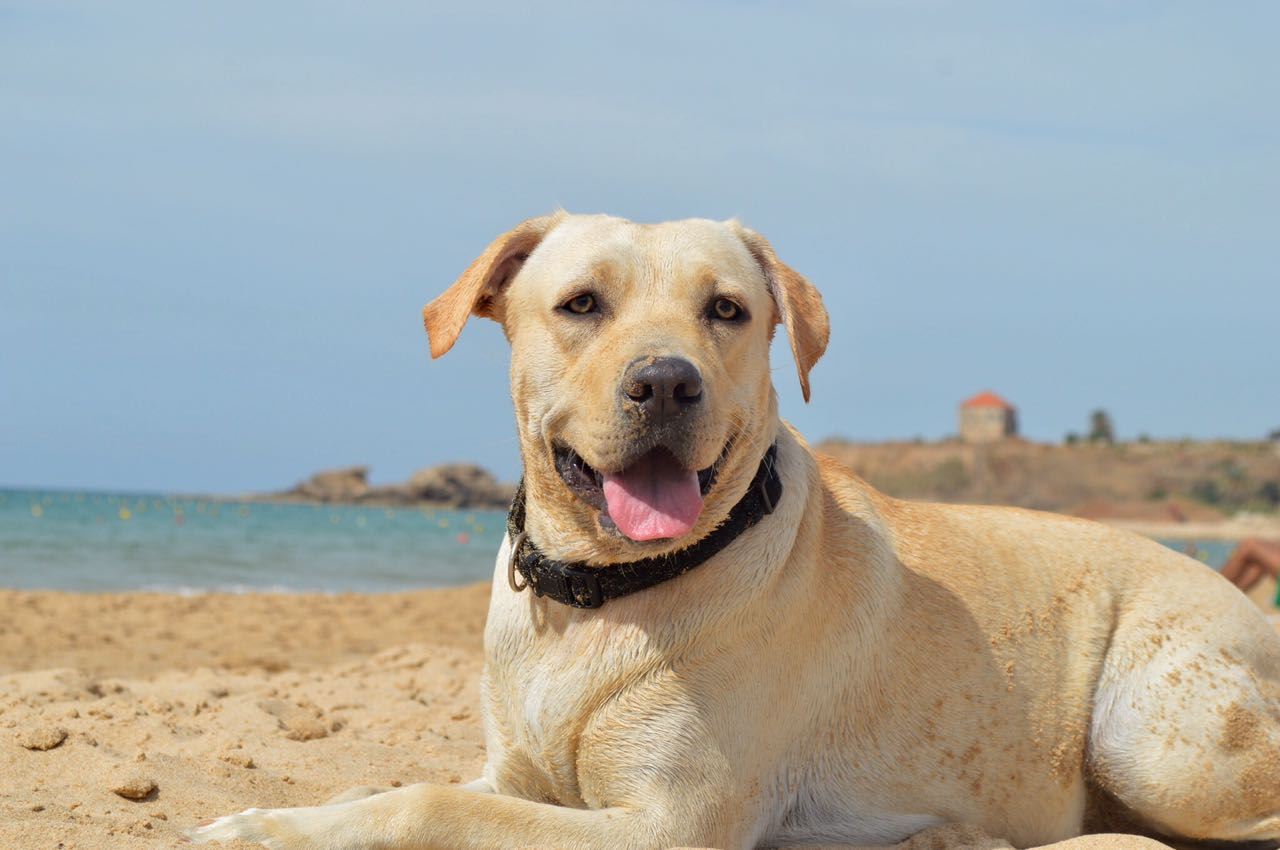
[959,391,1018,444]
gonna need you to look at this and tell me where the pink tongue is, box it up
[601,451,703,541]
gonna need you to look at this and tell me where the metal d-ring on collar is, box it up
[506,532,527,591]
[506,531,528,593]
[503,443,783,610]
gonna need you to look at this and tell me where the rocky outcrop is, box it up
[288,466,371,503]
[401,464,513,508]
[264,464,514,510]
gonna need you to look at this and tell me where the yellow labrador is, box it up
[190,213,1280,849]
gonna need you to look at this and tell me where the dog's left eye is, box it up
[561,293,598,315]
[709,298,745,322]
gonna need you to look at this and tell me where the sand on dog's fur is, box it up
[0,584,1243,850]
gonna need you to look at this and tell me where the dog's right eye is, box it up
[561,293,598,315]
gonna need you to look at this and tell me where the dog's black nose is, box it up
[622,357,703,423]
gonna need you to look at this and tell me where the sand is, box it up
[0,584,1259,850]
[0,586,489,849]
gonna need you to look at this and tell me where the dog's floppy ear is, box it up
[423,213,564,358]
[731,222,830,402]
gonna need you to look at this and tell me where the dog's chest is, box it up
[483,605,655,805]
[510,654,586,761]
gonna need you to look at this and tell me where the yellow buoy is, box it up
[30,504,43,518]
[119,507,132,520]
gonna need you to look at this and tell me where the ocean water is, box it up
[0,488,1237,593]
[0,488,506,593]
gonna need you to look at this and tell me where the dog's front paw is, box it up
[185,807,297,849]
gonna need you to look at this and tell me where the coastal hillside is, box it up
[815,438,1280,520]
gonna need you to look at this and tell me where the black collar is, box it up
[505,443,783,609]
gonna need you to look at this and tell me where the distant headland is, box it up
[253,463,515,510]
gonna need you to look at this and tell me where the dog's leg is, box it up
[1088,586,1280,843]
[187,781,714,850]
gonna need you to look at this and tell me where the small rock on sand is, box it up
[258,698,330,741]
[284,715,329,741]
[111,773,157,800]
[18,726,68,751]
[219,751,256,769]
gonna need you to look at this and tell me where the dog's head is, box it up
[424,213,828,560]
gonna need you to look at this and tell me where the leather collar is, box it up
[504,443,782,609]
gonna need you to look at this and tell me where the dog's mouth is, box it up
[554,443,726,542]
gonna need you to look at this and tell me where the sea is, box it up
[0,488,506,593]
[0,487,1239,594]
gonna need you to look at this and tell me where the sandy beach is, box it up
[0,585,490,849]
[0,582,1271,850]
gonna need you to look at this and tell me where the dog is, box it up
[190,213,1280,849]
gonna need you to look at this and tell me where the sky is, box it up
[2,1,1277,493]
